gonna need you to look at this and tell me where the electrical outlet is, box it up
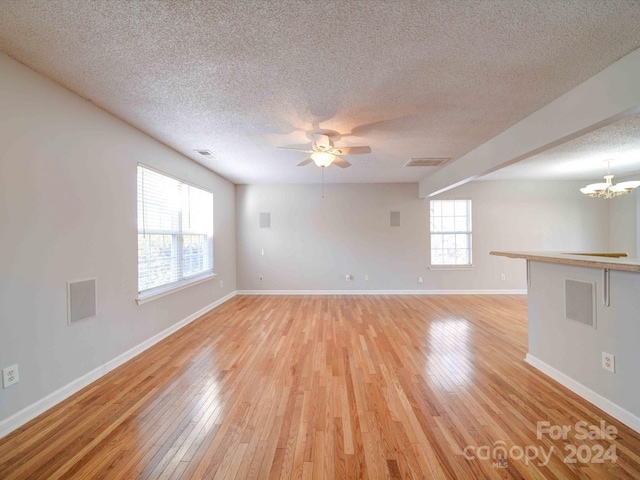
[602,352,615,373]
[346,274,352,281]
[261,249,264,256]
[259,275,263,281]
[418,276,424,284]
[500,273,506,281]
[2,364,19,388]
[364,275,369,281]
[220,280,224,288]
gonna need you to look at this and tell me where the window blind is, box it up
[137,165,213,295]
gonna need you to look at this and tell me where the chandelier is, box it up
[580,160,640,199]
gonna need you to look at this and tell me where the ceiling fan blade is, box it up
[313,133,332,150]
[297,158,313,166]
[332,157,351,168]
[332,146,371,155]
[277,146,315,153]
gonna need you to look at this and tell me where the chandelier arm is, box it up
[581,161,639,199]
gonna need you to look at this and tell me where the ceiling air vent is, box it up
[194,149,218,159]
[404,158,451,167]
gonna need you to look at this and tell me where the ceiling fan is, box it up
[277,132,371,168]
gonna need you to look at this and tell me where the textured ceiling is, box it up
[1,1,640,184]
[481,113,640,181]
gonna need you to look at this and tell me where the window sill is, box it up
[136,273,217,305]
[429,265,474,271]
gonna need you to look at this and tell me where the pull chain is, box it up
[321,166,325,198]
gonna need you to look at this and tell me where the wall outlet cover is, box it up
[602,352,615,373]
[2,364,19,388]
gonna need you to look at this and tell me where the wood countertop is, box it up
[490,251,640,273]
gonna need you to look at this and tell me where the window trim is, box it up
[135,272,216,305]
[429,198,473,268]
[428,265,474,271]
[136,164,214,303]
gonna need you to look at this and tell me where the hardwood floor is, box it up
[1,295,639,479]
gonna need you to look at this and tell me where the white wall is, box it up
[528,262,640,426]
[439,180,610,289]
[608,178,638,258]
[638,191,640,256]
[236,180,609,292]
[236,183,428,291]
[0,53,236,424]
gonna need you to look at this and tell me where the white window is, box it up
[430,199,472,266]
[137,165,214,300]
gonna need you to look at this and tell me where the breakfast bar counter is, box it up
[490,250,640,432]
[490,251,640,273]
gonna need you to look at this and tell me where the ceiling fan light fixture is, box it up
[279,132,370,170]
[311,152,334,168]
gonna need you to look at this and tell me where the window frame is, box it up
[429,198,473,269]
[136,164,215,305]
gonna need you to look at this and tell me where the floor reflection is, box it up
[425,317,473,387]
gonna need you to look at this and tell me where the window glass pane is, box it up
[454,200,468,216]
[456,249,469,265]
[443,234,455,249]
[138,234,175,291]
[454,217,468,232]
[137,165,214,294]
[431,200,441,216]
[429,199,472,266]
[444,248,457,264]
[442,217,455,232]
[183,234,206,276]
[442,201,454,216]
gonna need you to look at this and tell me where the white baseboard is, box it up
[525,354,640,434]
[237,289,527,295]
[0,291,237,440]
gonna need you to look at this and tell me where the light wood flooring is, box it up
[1,295,639,479]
